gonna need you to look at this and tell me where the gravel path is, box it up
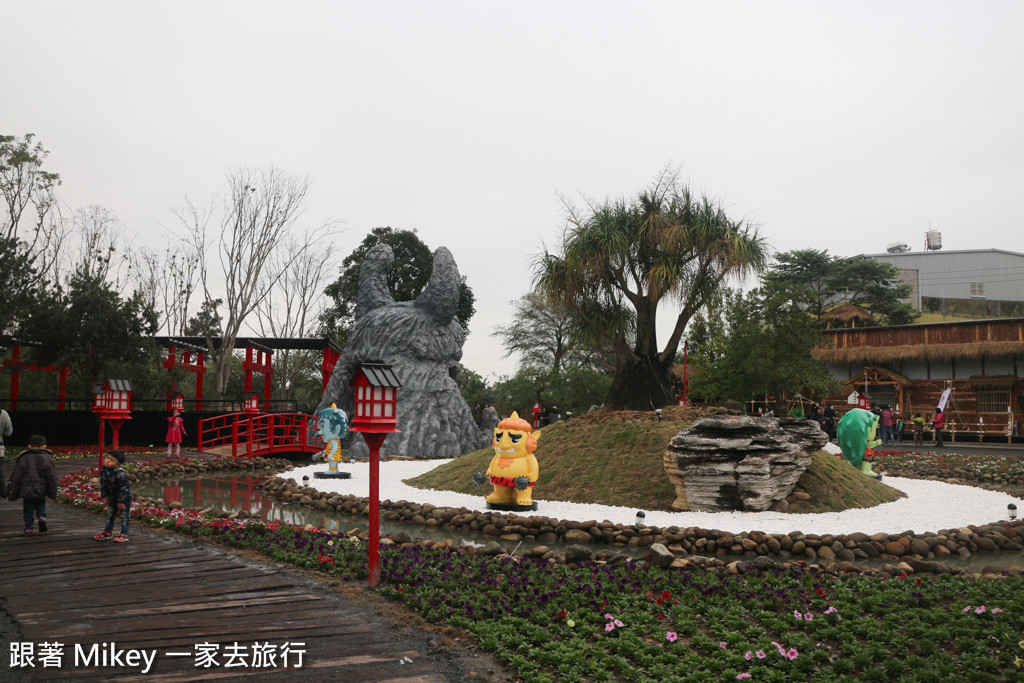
[285,445,1024,536]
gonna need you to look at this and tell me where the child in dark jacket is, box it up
[7,434,58,535]
[94,449,132,543]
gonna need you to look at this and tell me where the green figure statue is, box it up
[836,408,881,478]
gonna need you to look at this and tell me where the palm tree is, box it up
[535,168,769,410]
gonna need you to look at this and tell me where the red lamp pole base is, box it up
[362,432,388,589]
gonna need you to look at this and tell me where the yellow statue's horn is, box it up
[510,410,520,420]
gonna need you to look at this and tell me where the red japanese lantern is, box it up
[242,391,261,413]
[168,392,185,412]
[348,362,401,590]
[349,363,401,433]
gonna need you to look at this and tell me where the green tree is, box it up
[690,286,837,412]
[456,367,496,419]
[492,365,611,420]
[320,227,476,345]
[0,237,42,336]
[492,290,609,373]
[1,134,61,243]
[0,134,62,335]
[765,249,917,326]
[21,272,159,397]
[535,169,768,410]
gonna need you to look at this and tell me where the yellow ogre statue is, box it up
[473,411,541,510]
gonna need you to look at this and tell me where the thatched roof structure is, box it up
[821,303,874,329]
[814,340,1024,363]
[814,318,1024,363]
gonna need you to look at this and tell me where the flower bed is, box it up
[57,453,1024,682]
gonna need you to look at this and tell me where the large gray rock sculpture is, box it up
[316,244,480,459]
[663,416,828,512]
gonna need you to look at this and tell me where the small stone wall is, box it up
[110,457,1024,576]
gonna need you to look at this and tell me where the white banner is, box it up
[937,388,952,412]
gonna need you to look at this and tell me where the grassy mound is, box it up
[786,451,905,512]
[405,409,905,513]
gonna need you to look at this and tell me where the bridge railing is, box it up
[198,412,324,458]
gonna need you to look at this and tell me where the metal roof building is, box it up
[854,248,1024,312]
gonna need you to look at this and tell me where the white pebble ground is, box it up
[284,444,1024,536]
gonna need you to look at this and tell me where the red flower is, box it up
[916,578,922,586]
[656,613,665,620]
[397,587,406,593]
[816,588,825,597]
[662,591,672,600]
[557,610,567,618]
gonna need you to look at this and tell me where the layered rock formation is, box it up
[663,416,828,512]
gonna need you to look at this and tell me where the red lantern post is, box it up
[347,362,401,589]
[531,401,542,429]
[92,379,134,469]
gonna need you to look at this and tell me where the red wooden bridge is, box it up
[198,412,325,458]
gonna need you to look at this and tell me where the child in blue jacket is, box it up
[94,449,132,543]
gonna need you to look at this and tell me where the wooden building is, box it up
[814,318,1024,436]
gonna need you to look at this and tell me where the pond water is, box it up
[133,474,1024,572]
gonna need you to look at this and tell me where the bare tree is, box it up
[176,166,330,399]
[64,204,133,287]
[132,244,201,335]
[254,232,337,400]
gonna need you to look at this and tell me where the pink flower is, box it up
[605,622,616,632]
[744,651,752,660]
[804,612,813,621]
[614,619,623,627]
[666,632,678,643]
[756,650,766,659]
[719,642,728,648]
[824,606,839,615]
[962,606,972,614]
[992,608,1004,614]
[737,674,752,680]
[604,613,613,620]
[787,648,799,660]
[793,610,802,619]
[975,606,987,615]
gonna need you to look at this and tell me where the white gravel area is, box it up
[284,452,1024,536]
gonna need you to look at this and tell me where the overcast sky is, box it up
[4,1,1022,382]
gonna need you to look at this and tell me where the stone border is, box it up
[113,456,1024,577]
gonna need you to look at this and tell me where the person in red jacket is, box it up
[931,407,946,448]
[166,409,187,457]
[7,434,58,535]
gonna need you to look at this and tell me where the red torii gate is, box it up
[1,342,71,411]
[156,336,343,410]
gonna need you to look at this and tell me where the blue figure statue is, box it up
[317,403,349,476]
